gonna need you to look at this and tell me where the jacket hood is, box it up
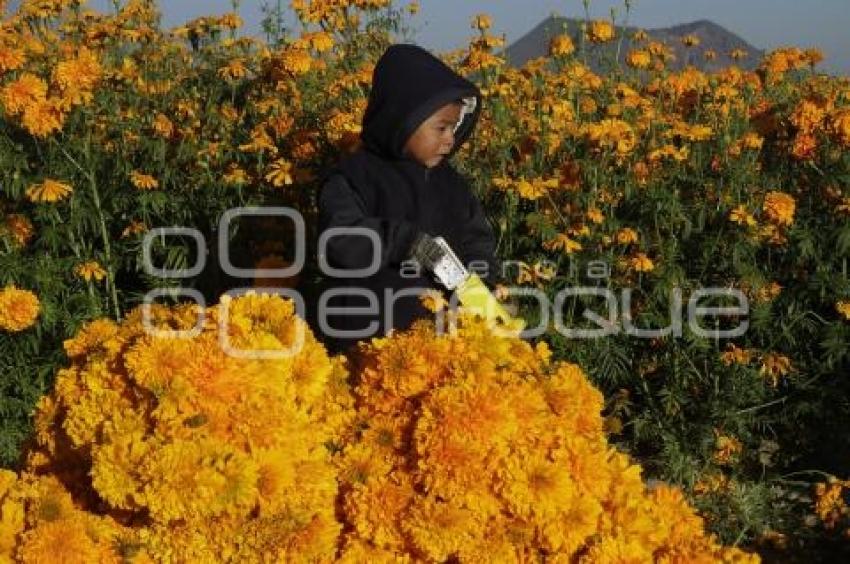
[361,44,482,160]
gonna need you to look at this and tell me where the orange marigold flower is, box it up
[586,207,605,225]
[130,171,159,190]
[420,289,448,313]
[614,227,638,245]
[25,179,73,203]
[223,164,251,185]
[836,300,850,321]
[760,352,793,386]
[0,72,47,115]
[0,46,26,73]
[628,252,655,273]
[626,49,652,69]
[729,205,757,227]
[74,261,107,282]
[152,113,174,138]
[472,13,492,31]
[730,48,748,60]
[830,109,850,147]
[264,159,295,187]
[632,29,648,42]
[279,47,313,75]
[713,431,742,465]
[0,285,40,332]
[682,34,700,47]
[814,479,849,529]
[542,233,582,255]
[3,214,35,246]
[218,59,248,81]
[587,20,615,43]
[20,96,65,137]
[763,191,796,227]
[585,119,636,155]
[720,343,753,366]
[121,220,148,238]
[549,35,575,57]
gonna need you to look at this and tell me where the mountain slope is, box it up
[504,16,763,72]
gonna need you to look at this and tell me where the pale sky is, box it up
[8,1,850,74]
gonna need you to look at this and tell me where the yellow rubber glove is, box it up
[456,274,526,334]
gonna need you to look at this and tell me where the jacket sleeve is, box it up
[458,189,501,287]
[318,174,420,270]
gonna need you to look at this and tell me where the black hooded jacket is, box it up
[316,44,499,353]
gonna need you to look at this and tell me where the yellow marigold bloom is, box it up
[704,49,717,61]
[836,300,850,321]
[74,261,107,282]
[264,158,295,187]
[0,72,47,115]
[741,131,764,150]
[63,318,121,359]
[52,47,102,106]
[814,479,848,529]
[830,109,850,147]
[25,179,73,203]
[420,289,448,313]
[20,96,65,137]
[17,294,344,559]
[585,119,636,155]
[760,352,793,387]
[791,99,826,132]
[754,281,782,303]
[2,214,35,246]
[511,177,558,201]
[543,233,583,255]
[763,191,796,227]
[549,34,575,57]
[152,113,174,138]
[633,29,648,41]
[472,13,492,31]
[408,1,420,15]
[721,343,753,366]
[0,285,40,332]
[587,20,615,43]
[0,46,26,73]
[615,227,638,245]
[129,170,159,190]
[301,31,334,52]
[626,49,652,69]
[223,163,251,185]
[682,34,700,47]
[516,261,556,286]
[17,519,102,562]
[121,220,147,238]
[730,48,748,60]
[218,58,248,81]
[713,431,743,465]
[629,252,655,273]
[279,46,313,75]
[586,207,605,225]
[729,205,756,227]
[219,11,243,29]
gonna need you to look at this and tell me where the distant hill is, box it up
[504,17,763,72]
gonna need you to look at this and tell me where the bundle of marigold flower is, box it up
[334,313,759,562]
[0,293,352,562]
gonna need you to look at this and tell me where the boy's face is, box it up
[403,101,463,168]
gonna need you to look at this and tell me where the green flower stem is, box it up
[56,141,121,321]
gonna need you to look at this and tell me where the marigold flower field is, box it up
[1,0,849,560]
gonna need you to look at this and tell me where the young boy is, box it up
[316,43,499,354]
